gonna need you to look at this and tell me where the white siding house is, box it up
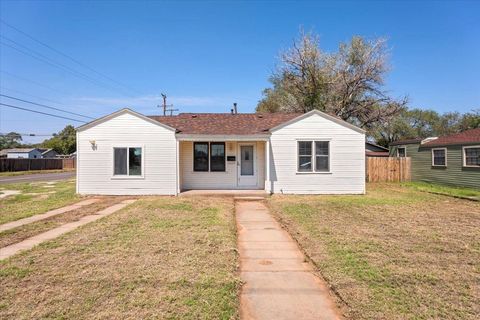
[77,110,177,195]
[268,112,365,194]
[5,148,43,159]
[76,109,365,195]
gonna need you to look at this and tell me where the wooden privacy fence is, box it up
[366,157,411,182]
[62,158,76,169]
[0,158,75,172]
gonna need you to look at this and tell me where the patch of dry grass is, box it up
[267,183,480,319]
[0,179,80,224]
[0,196,239,319]
[0,196,133,248]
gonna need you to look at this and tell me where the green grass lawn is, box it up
[0,180,80,225]
[402,181,480,200]
[0,196,239,319]
[267,183,480,319]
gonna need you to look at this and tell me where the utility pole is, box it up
[159,93,178,116]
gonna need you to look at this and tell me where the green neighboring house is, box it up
[389,128,480,189]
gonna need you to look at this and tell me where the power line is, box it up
[0,132,56,137]
[0,86,65,106]
[0,19,140,96]
[0,38,134,97]
[0,102,87,123]
[0,70,69,95]
[0,94,94,119]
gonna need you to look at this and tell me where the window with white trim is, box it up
[114,147,142,176]
[432,148,446,166]
[297,141,330,172]
[464,146,480,167]
[397,147,406,157]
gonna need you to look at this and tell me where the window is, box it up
[464,146,480,167]
[194,142,209,171]
[210,142,226,172]
[114,147,142,176]
[315,141,329,172]
[298,141,330,173]
[432,148,446,166]
[193,142,227,172]
[397,147,406,157]
[298,141,312,172]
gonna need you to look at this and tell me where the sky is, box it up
[0,0,479,143]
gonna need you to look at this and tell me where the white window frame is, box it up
[112,145,145,179]
[462,145,480,168]
[431,148,447,167]
[397,146,407,157]
[296,140,331,174]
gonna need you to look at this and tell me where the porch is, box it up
[179,189,268,198]
[176,138,270,192]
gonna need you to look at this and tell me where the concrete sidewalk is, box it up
[0,198,99,232]
[236,201,342,320]
[0,199,136,260]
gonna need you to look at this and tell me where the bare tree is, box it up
[257,30,407,129]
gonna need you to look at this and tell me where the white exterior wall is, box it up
[77,113,177,195]
[180,141,265,190]
[268,113,365,194]
[7,150,42,159]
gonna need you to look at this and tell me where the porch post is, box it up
[176,140,180,195]
[265,140,270,193]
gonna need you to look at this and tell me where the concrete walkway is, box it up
[0,198,100,232]
[236,200,342,320]
[0,199,136,260]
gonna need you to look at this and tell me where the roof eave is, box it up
[76,108,177,132]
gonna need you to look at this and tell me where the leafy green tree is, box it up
[0,132,22,149]
[373,108,480,147]
[42,125,76,154]
[458,109,480,130]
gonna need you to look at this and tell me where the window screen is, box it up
[194,142,209,171]
[210,142,225,172]
[397,147,406,157]
[465,147,480,166]
[432,149,446,166]
[298,141,312,172]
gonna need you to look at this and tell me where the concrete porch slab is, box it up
[179,189,268,198]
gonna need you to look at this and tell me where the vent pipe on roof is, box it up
[421,137,438,144]
[233,102,238,114]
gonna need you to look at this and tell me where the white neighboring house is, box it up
[76,108,366,195]
[2,148,43,159]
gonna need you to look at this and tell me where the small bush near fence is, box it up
[0,158,75,172]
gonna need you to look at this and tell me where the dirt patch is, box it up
[0,190,21,199]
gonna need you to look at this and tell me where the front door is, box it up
[238,144,257,187]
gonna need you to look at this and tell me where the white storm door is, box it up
[238,144,257,187]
